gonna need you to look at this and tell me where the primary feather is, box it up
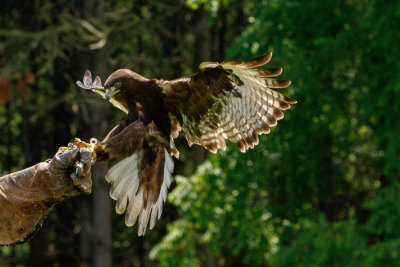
[157,52,296,153]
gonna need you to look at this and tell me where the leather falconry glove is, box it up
[0,147,93,246]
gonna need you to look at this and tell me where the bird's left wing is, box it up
[100,121,174,236]
[77,70,128,114]
[155,52,296,152]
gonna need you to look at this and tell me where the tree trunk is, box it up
[90,40,112,267]
[79,196,92,267]
[79,1,112,266]
[93,162,112,267]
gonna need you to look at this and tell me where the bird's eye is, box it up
[114,82,122,88]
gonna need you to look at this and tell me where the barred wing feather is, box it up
[157,52,296,153]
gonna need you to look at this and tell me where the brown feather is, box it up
[273,109,285,120]
[221,59,244,66]
[102,121,145,159]
[243,52,272,68]
[265,79,292,88]
[283,95,297,104]
[254,68,283,77]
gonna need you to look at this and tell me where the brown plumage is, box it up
[77,52,296,235]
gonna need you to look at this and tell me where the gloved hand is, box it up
[0,147,93,245]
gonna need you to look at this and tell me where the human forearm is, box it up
[0,147,92,245]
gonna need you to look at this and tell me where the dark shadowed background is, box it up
[1,0,399,266]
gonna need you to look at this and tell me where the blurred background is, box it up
[0,0,399,266]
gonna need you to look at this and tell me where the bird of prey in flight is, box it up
[77,52,296,236]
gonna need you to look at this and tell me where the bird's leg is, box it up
[93,142,108,162]
[66,138,107,164]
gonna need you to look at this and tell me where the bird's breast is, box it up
[126,85,171,137]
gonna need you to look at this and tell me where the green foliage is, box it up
[152,150,278,265]
[365,182,400,238]
[271,218,367,267]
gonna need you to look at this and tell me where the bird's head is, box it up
[104,81,121,101]
[104,69,149,100]
[77,68,149,114]
[103,70,125,101]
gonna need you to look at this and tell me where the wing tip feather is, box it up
[284,95,297,104]
[243,52,273,68]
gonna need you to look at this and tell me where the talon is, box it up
[68,137,103,164]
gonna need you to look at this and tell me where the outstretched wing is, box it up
[77,70,128,114]
[156,52,296,152]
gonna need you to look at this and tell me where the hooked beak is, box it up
[105,86,118,101]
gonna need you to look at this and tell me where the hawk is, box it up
[77,52,296,236]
